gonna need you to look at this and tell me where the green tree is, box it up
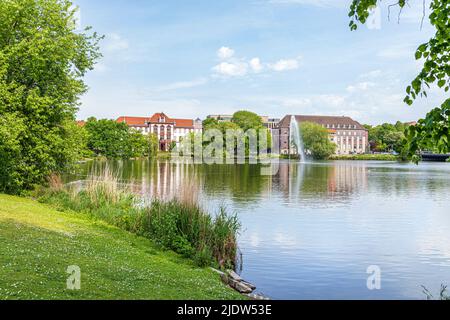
[85,118,130,159]
[0,114,26,193]
[0,0,102,193]
[232,111,264,131]
[147,133,159,158]
[300,122,337,160]
[349,0,450,159]
[202,118,219,130]
[127,129,148,158]
[366,122,408,153]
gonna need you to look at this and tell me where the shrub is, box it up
[38,169,240,269]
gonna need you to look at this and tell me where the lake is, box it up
[69,159,450,300]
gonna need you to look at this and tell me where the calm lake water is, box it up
[69,159,450,300]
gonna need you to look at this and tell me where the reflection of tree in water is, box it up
[69,160,450,207]
[366,166,450,200]
[200,164,271,202]
[274,162,369,205]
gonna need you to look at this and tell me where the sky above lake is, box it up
[74,0,446,125]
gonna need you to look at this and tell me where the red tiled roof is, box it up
[117,116,149,127]
[117,113,194,128]
[173,119,194,128]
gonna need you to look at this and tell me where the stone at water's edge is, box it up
[227,270,242,282]
[241,280,256,291]
[216,269,262,294]
[229,279,253,294]
[247,293,271,301]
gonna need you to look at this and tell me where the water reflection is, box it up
[68,160,450,299]
[71,160,375,207]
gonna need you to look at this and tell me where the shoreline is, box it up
[0,194,244,300]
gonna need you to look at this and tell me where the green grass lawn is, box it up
[0,194,243,300]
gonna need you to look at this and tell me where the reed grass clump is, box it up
[38,168,240,269]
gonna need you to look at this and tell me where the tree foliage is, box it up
[232,111,265,131]
[0,0,102,194]
[300,122,337,160]
[200,111,272,157]
[349,0,450,158]
[365,121,409,153]
[84,118,151,159]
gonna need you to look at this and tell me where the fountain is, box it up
[289,115,306,161]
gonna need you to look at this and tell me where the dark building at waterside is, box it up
[277,115,369,155]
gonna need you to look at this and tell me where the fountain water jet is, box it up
[289,115,306,161]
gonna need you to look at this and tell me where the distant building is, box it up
[117,113,203,151]
[277,115,369,155]
[266,118,280,130]
[207,115,233,123]
[207,114,278,129]
[76,120,86,127]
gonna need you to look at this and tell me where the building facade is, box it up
[277,115,369,155]
[117,113,203,151]
[207,115,234,123]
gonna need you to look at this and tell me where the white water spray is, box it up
[289,116,306,161]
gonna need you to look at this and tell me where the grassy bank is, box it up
[0,194,243,300]
[38,170,240,270]
[329,154,400,161]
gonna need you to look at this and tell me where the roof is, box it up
[117,113,194,128]
[76,120,86,127]
[278,115,366,130]
[117,116,149,127]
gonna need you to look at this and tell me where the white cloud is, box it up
[155,78,208,92]
[105,33,129,52]
[217,46,235,60]
[359,70,382,79]
[212,48,301,77]
[212,61,248,77]
[250,57,264,73]
[377,44,415,60]
[269,58,300,72]
[346,81,375,93]
[93,62,108,73]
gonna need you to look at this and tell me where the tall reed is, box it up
[39,168,240,269]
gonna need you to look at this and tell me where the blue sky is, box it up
[74,0,447,125]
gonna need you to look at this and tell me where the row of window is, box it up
[333,137,365,142]
[134,126,203,137]
[325,124,358,129]
[335,131,365,137]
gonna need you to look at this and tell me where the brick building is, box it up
[117,113,203,151]
[277,115,369,155]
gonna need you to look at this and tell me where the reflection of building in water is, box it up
[274,162,369,204]
[128,161,203,201]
